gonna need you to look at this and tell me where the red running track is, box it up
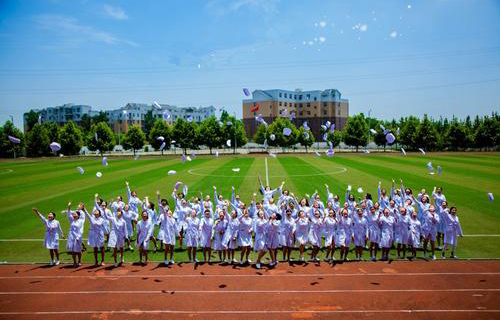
[0,260,499,320]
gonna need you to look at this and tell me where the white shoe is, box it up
[170,260,175,265]
[432,255,436,260]
[55,261,60,266]
[451,255,457,259]
[256,263,261,269]
[195,259,199,263]
[164,260,168,265]
[247,259,252,263]
[315,257,320,262]
[49,261,54,266]
[232,259,238,264]
[114,263,119,267]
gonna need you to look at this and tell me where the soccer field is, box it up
[0,152,499,263]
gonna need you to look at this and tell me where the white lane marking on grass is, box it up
[1,310,499,315]
[187,164,347,178]
[265,158,269,186]
[1,288,499,295]
[1,272,499,279]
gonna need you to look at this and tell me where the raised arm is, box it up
[33,208,48,227]
[125,181,131,202]
[66,202,74,223]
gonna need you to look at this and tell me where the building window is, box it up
[299,111,303,115]
[279,93,282,98]
[294,95,297,99]
[279,102,282,106]
[284,93,287,98]
[314,97,317,101]
[299,103,303,108]
[338,110,341,115]
[323,111,327,115]
[299,95,302,100]
[314,106,317,109]
[269,105,272,109]
[307,94,310,99]
[307,111,311,115]
[307,103,310,107]
[285,102,287,106]
[323,103,327,107]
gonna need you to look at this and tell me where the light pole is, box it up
[366,108,372,152]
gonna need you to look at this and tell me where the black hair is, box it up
[49,212,56,218]
[149,202,155,210]
[75,211,81,217]
[161,198,168,205]
[276,213,282,221]
[365,193,372,200]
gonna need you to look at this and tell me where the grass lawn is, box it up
[0,152,498,263]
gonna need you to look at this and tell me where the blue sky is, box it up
[0,0,499,129]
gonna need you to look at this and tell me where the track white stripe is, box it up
[1,310,499,315]
[1,288,499,295]
[0,272,499,279]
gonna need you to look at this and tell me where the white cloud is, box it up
[34,14,137,46]
[103,4,128,20]
[206,0,279,16]
[318,36,326,42]
[389,31,398,38]
[359,24,368,32]
[318,21,327,28]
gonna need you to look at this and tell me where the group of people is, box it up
[33,178,464,269]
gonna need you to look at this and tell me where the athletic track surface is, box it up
[0,260,499,319]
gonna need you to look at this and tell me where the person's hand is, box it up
[378,181,381,186]
[125,181,129,186]
[95,193,99,198]
[213,186,216,190]
[67,202,72,207]
[156,191,160,196]
[32,208,38,214]
[325,184,329,188]
[232,186,235,190]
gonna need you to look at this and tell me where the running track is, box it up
[0,261,499,319]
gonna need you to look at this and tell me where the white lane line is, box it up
[1,288,499,295]
[265,157,269,186]
[1,272,499,279]
[1,310,499,315]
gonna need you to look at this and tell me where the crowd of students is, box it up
[33,178,464,268]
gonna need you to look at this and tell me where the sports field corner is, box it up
[0,152,499,318]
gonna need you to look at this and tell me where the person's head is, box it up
[116,195,123,202]
[235,193,241,202]
[116,209,123,218]
[399,207,407,216]
[191,209,197,218]
[148,202,155,210]
[361,201,367,209]
[289,202,295,209]
[450,206,457,215]
[341,208,348,217]
[265,185,271,191]
[313,201,319,209]
[269,198,274,205]
[370,207,376,215]
[283,189,289,196]
[374,202,380,209]
[101,200,107,208]
[257,210,265,219]
[442,201,448,209]
[343,201,349,208]
[131,190,138,197]
[357,208,363,217]
[285,209,292,218]
[333,195,339,202]
[204,209,211,218]
[300,198,308,206]
[383,208,390,217]
[405,188,412,195]
[411,211,418,219]
[177,192,185,199]
[231,210,237,218]
[395,189,401,196]
[205,195,210,201]
[271,212,277,220]
[381,188,386,196]
[348,194,354,201]
[389,200,395,208]
[161,198,168,206]
[365,193,372,200]
[72,211,81,220]
[124,204,130,211]
[328,209,335,217]
[298,210,305,219]
[422,195,430,204]
[256,202,262,209]
[314,210,321,218]
[428,205,436,213]
[181,200,188,207]
[141,210,148,221]
[219,212,225,220]
[46,211,55,220]
[93,209,100,218]
[436,187,442,195]
[243,209,249,218]
[405,199,412,206]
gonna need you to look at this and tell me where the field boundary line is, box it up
[1,272,499,279]
[1,288,499,295]
[1,309,499,315]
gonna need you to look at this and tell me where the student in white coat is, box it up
[199,209,214,263]
[294,210,310,262]
[33,208,64,265]
[335,208,352,261]
[378,208,395,261]
[266,212,281,266]
[258,177,284,205]
[394,207,411,259]
[254,210,269,269]
[323,209,337,262]
[238,209,253,264]
[280,209,296,262]
[184,209,200,263]
[367,206,381,261]
[66,202,84,267]
[441,207,464,259]
[421,205,440,260]
[158,208,177,265]
[352,208,368,261]
[408,210,422,259]
[84,205,107,266]
[308,210,324,262]
[223,210,240,264]
[136,210,153,265]
[213,211,228,263]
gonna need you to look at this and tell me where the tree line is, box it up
[0,111,498,158]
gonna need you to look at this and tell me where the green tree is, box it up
[172,118,197,154]
[399,116,420,150]
[0,121,25,158]
[343,114,368,152]
[24,110,40,132]
[475,116,499,150]
[445,120,468,150]
[43,122,60,143]
[199,117,223,154]
[267,118,298,151]
[123,125,146,155]
[222,117,248,154]
[59,121,84,155]
[220,110,230,123]
[149,119,172,154]
[414,114,438,151]
[92,111,109,124]
[297,126,314,152]
[373,128,388,151]
[253,124,268,145]
[87,122,115,155]
[327,130,343,149]
[144,110,155,137]
[80,114,92,132]
[26,124,50,157]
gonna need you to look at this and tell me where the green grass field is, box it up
[0,152,499,263]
